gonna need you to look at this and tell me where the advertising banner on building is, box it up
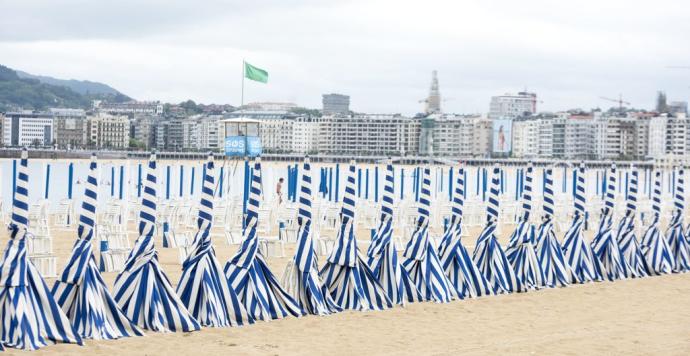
[224,136,262,157]
[492,119,512,154]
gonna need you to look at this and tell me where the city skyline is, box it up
[2,0,690,115]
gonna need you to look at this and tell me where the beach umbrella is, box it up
[367,162,422,305]
[177,153,251,327]
[615,169,648,278]
[473,165,517,294]
[591,163,627,281]
[665,168,690,272]
[320,161,392,311]
[562,162,601,283]
[506,163,546,291]
[224,158,304,321]
[0,148,82,350]
[113,152,201,332]
[401,166,455,302]
[282,158,341,315]
[438,166,493,298]
[535,167,571,288]
[52,154,144,340]
[640,171,674,275]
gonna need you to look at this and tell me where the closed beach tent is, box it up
[401,166,454,303]
[473,165,517,294]
[562,162,602,283]
[282,158,341,315]
[640,171,674,275]
[0,148,82,350]
[320,161,392,311]
[506,163,546,291]
[113,152,201,332]
[177,153,252,327]
[591,163,627,281]
[224,158,304,321]
[438,166,493,298]
[366,162,422,305]
[666,168,690,272]
[52,154,143,339]
[535,167,571,288]
[615,169,648,278]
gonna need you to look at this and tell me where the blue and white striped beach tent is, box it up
[113,152,201,332]
[535,167,571,288]
[473,165,517,294]
[666,167,690,272]
[438,166,493,298]
[591,163,627,281]
[402,166,455,302]
[177,153,251,327]
[320,161,392,311]
[615,169,648,278]
[366,162,422,305]
[282,158,341,315]
[640,171,674,275]
[224,158,304,321]
[506,163,545,291]
[0,148,82,350]
[562,162,602,283]
[52,154,143,340]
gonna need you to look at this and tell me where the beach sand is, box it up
[3,220,690,356]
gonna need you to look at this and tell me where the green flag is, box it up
[244,61,268,83]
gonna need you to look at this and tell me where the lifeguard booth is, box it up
[221,118,262,157]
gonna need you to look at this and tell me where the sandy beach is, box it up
[3,221,690,356]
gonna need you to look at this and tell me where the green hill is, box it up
[0,65,131,112]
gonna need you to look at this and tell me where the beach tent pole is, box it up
[12,159,17,201]
[335,164,340,202]
[242,160,250,228]
[448,167,453,201]
[137,163,142,198]
[110,166,115,197]
[365,168,370,200]
[562,166,567,193]
[44,163,51,199]
[476,167,480,196]
[571,169,577,199]
[165,165,171,200]
[119,165,124,200]
[374,166,379,202]
[67,162,74,199]
[219,165,225,198]
[328,167,333,201]
[179,165,184,197]
[400,168,405,200]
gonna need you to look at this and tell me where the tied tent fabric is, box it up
[224,158,304,321]
[534,168,571,288]
[52,154,143,339]
[0,148,82,350]
[401,166,455,303]
[366,162,422,305]
[282,158,341,315]
[666,168,690,272]
[473,165,517,294]
[591,163,627,281]
[614,169,649,278]
[506,163,546,291]
[438,166,493,298]
[562,162,602,283]
[640,171,675,275]
[177,153,252,327]
[113,152,201,332]
[320,161,392,311]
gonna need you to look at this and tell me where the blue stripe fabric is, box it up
[438,166,493,298]
[640,171,674,275]
[113,152,201,332]
[224,158,304,321]
[506,163,546,291]
[615,169,648,278]
[402,166,455,303]
[591,163,627,281]
[535,167,571,288]
[562,162,602,283]
[283,158,342,314]
[0,148,83,350]
[52,154,144,340]
[367,162,423,305]
[320,161,392,311]
[177,153,252,327]
[666,168,690,272]
[473,165,517,294]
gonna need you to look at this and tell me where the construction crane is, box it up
[599,94,630,112]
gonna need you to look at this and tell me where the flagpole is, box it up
[241,59,245,107]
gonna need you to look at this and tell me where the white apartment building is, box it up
[317,114,420,156]
[260,118,294,153]
[2,111,54,147]
[181,115,222,151]
[86,113,129,149]
[489,92,537,119]
[647,116,668,159]
[512,119,539,158]
[292,116,322,154]
[426,115,492,158]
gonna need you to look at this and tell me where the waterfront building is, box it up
[322,94,350,115]
[130,115,156,149]
[51,108,86,149]
[97,101,163,116]
[2,111,54,147]
[86,113,130,149]
[317,114,419,156]
[489,92,537,119]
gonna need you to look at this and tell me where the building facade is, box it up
[2,111,54,147]
[51,108,86,149]
[322,94,350,115]
[86,113,130,149]
[489,92,537,119]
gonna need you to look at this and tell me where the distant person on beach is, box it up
[277,178,284,205]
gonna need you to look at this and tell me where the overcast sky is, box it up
[1,0,689,115]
